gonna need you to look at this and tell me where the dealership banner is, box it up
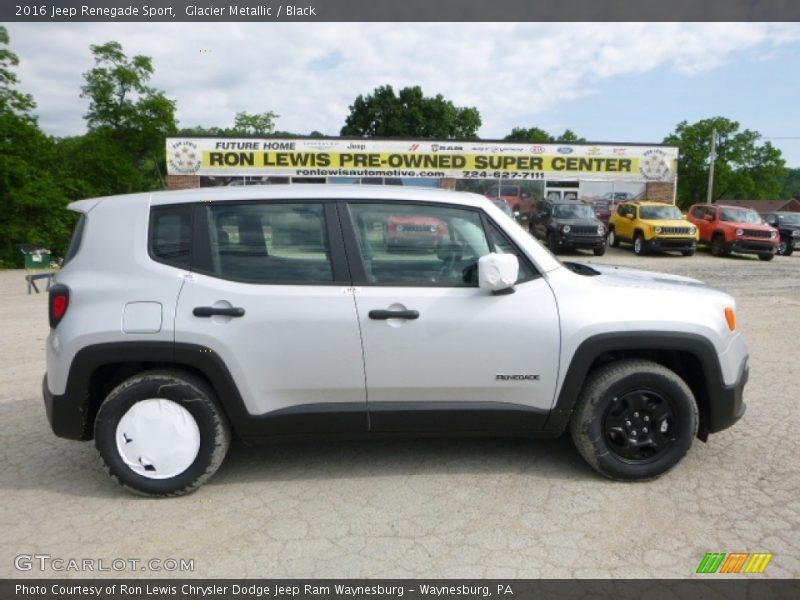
[166,138,678,182]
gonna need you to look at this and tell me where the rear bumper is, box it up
[43,374,91,441]
[706,358,748,435]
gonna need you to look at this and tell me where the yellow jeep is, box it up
[608,201,698,256]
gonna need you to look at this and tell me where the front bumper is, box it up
[555,233,606,249]
[727,240,778,255]
[705,358,748,436]
[647,237,697,252]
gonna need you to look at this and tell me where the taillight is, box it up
[49,284,70,328]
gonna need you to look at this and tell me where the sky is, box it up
[7,22,800,168]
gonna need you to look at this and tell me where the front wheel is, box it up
[570,359,698,480]
[593,246,606,256]
[608,228,619,248]
[681,249,695,257]
[547,232,559,254]
[758,253,775,262]
[633,233,647,256]
[711,234,727,257]
[94,370,231,497]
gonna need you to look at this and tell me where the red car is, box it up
[485,185,534,221]
[686,203,779,261]
[384,214,447,251]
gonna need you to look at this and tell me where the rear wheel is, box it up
[633,233,647,256]
[570,359,698,480]
[94,370,230,497]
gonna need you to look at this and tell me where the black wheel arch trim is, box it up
[45,334,745,443]
[543,331,746,440]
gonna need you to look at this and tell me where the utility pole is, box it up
[706,128,718,204]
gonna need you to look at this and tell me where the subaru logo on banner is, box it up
[557,147,574,154]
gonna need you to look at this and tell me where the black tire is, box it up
[710,234,727,257]
[94,370,231,497]
[777,237,791,256]
[570,359,698,480]
[758,253,775,262]
[608,228,619,248]
[633,233,647,256]
[547,231,559,254]
[681,249,695,257]
[593,246,606,256]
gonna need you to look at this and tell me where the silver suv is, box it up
[44,185,749,496]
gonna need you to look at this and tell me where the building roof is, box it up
[712,199,800,213]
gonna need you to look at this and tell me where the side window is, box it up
[617,204,628,217]
[691,207,704,219]
[348,202,490,287]
[207,202,333,284]
[150,206,192,269]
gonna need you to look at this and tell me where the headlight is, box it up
[736,228,743,236]
[770,231,777,239]
[396,225,404,232]
[654,226,662,234]
[597,225,605,235]
[689,226,696,234]
[562,225,571,233]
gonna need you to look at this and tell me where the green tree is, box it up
[782,168,800,199]
[664,117,786,208]
[232,111,278,136]
[0,26,73,266]
[504,127,585,143]
[341,85,481,139]
[81,41,177,192]
[178,111,280,137]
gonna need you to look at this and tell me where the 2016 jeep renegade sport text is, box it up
[44,185,748,496]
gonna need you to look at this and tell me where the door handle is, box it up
[193,306,245,318]
[368,309,419,320]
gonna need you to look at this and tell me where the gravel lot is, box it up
[1,247,799,579]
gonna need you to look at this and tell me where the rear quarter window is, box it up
[62,214,86,266]
[149,206,192,269]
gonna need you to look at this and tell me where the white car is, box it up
[44,185,748,496]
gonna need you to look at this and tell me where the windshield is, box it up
[552,204,596,219]
[639,205,683,220]
[720,208,761,224]
[777,213,800,225]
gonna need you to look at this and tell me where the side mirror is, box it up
[478,253,519,293]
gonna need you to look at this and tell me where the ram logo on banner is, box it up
[166,138,679,183]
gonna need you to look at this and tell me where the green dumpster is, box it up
[20,246,51,269]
